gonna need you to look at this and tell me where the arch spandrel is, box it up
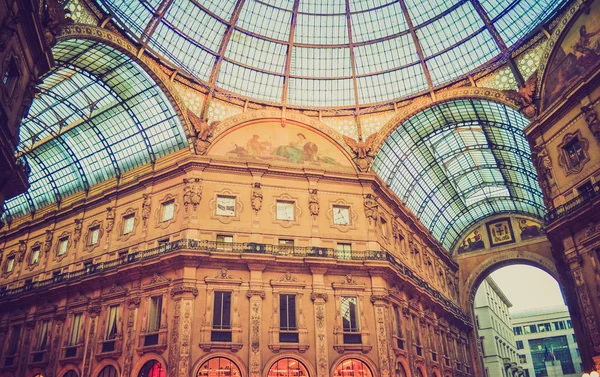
[208,117,357,170]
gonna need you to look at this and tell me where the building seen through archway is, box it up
[2,0,600,376]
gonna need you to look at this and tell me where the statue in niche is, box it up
[44,230,53,253]
[141,194,151,227]
[251,182,263,213]
[18,240,27,262]
[105,207,116,233]
[183,178,202,212]
[582,104,600,144]
[531,143,556,209]
[73,219,83,245]
[188,109,218,155]
[343,134,377,171]
[308,189,319,216]
[503,71,538,118]
[363,194,379,224]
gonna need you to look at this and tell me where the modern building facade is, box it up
[512,306,582,377]
[2,0,600,376]
[474,277,520,377]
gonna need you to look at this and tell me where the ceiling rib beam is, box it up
[281,0,301,107]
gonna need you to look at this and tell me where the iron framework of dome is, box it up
[96,0,565,108]
[2,39,188,221]
[372,99,545,251]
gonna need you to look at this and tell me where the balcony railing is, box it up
[545,182,600,222]
[0,239,469,323]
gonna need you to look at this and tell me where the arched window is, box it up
[416,369,425,377]
[63,371,78,377]
[138,360,165,377]
[396,363,407,377]
[267,358,309,377]
[197,357,242,377]
[98,365,118,377]
[333,359,373,377]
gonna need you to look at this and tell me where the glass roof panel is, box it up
[96,0,566,107]
[372,99,545,251]
[3,39,188,221]
[287,78,355,107]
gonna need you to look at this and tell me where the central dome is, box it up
[99,0,563,108]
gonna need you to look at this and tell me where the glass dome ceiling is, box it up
[372,99,545,251]
[97,0,565,108]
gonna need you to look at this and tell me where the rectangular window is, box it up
[480,336,485,355]
[513,326,523,335]
[69,313,82,346]
[161,200,175,222]
[336,243,352,260]
[89,227,100,246]
[216,235,233,251]
[276,201,294,221]
[566,320,573,329]
[147,296,163,333]
[332,205,350,225]
[7,326,20,355]
[279,294,298,343]
[516,340,524,350]
[341,296,361,344]
[279,239,294,247]
[58,238,69,256]
[123,214,135,234]
[528,325,537,333]
[519,354,527,364]
[31,247,40,265]
[393,305,404,349]
[37,321,50,350]
[380,217,388,237]
[211,291,232,342]
[105,305,120,340]
[6,256,15,272]
[538,323,551,332]
[216,196,236,216]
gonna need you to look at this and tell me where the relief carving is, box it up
[0,14,17,49]
[123,301,138,376]
[308,189,320,216]
[314,301,328,377]
[73,219,83,245]
[188,109,217,155]
[105,207,116,233]
[343,134,377,171]
[17,240,26,262]
[582,104,600,144]
[168,300,181,377]
[142,194,151,227]
[249,299,262,377]
[183,178,202,212]
[251,182,263,213]
[375,306,390,377]
[178,300,193,377]
[502,71,538,118]
[531,142,556,209]
[557,130,590,176]
[363,194,379,224]
[44,230,53,253]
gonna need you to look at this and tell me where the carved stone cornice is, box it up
[246,290,266,299]
[370,295,389,304]
[54,310,67,322]
[143,273,171,290]
[103,284,128,300]
[270,272,306,289]
[310,292,329,302]
[88,301,102,317]
[127,296,141,309]
[169,284,198,298]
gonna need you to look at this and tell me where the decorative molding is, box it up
[343,134,377,171]
[154,194,179,230]
[581,103,600,145]
[73,219,83,245]
[246,290,266,299]
[326,199,357,233]
[170,285,198,298]
[310,292,329,302]
[83,220,103,253]
[204,268,243,285]
[531,142,557,209]
[251,182,263,213]
[143,273,171,290]
[270,193,302,228]
[308,189,320,217]
[116,208,139,242]
[103,284,128,300]
[141,194,151,228]
[18,240,27,262]
[557,130,590,175]
[188,109,218,155]
[105,207,116,234]
[363,194,379,225]
[44,230,53,253]
[53,231,71,262]
[270,272,306,289]
[208,189,243,224]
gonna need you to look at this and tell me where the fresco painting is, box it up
[543,1,600,109]
[456,226,486,254]
[209,122,352,167]
[517,217,543,240]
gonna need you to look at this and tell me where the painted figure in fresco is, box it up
[246,135,271,156]
[457,229,485,253]
[273,133,319,163]
[518,218,542,240]
[575,25,600,68]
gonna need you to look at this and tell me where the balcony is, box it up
[0,239,469,324]
[545,182,600,223]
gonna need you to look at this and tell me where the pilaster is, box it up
[169,282,198,377]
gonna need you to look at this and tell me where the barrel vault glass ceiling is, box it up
[372,99,545,251]
[96,0,566,108]
[2,39,188,221]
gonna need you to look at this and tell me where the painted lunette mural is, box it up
[209,121,353,167]
[543,0,600,109]
[455,217,543,254]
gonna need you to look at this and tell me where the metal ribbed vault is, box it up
[96,0,565,108]
[372,99,545,251]
[2,39,188,221]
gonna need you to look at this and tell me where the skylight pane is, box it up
[201,0,237,20]
[357,65,428,103]
[237,0,292,41]
[164,0,226,53]
[404,0,461,26]
[291,47,352,78]
[354,34,418,74]
[226,31,287,74]
[287,78,354,107]
[349,0,394,12]
[295,14,349,45]
[217,61,284,102]
[494,0,562,47]
[101,0,154,36]
[299,0,346,14]
[350,3,407,43]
